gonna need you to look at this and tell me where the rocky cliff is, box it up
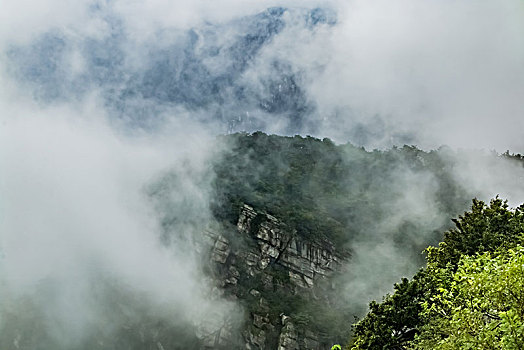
[202,204,349,349]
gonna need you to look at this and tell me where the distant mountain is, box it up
[8,7,335,133]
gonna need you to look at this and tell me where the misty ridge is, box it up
[1,0,524,349]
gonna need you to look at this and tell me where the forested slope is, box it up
[212,132,471,252]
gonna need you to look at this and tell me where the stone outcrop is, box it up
[202,204,348,349]
[237,204,342,289]
[278,315,298,350]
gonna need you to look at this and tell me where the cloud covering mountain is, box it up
[1,0,524,348]
[4,0,523,150]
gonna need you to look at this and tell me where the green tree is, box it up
[413,247,524,349]
[427,197,524,268]
[350,198,524,349]
[350,274,428,350]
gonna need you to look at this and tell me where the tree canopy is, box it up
[350,198,524,349]
[211,132,471,250]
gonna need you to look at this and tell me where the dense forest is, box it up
[211,132,471,251]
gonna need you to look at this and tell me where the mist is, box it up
[1,0,524,347]
[0,88,243,347]
[4,0,524,150]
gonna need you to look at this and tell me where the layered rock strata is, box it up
[204,204,348,349]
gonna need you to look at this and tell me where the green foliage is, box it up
[350,198,524,349]
[427,197,524,268]
[350,273,429,350]
[211,132,472,249]
[414,247,524,349]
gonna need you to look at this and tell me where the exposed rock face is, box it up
[211,234,231,264]
[237,205,342,287]
[203,204,348,349]
[278,315,299,350]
